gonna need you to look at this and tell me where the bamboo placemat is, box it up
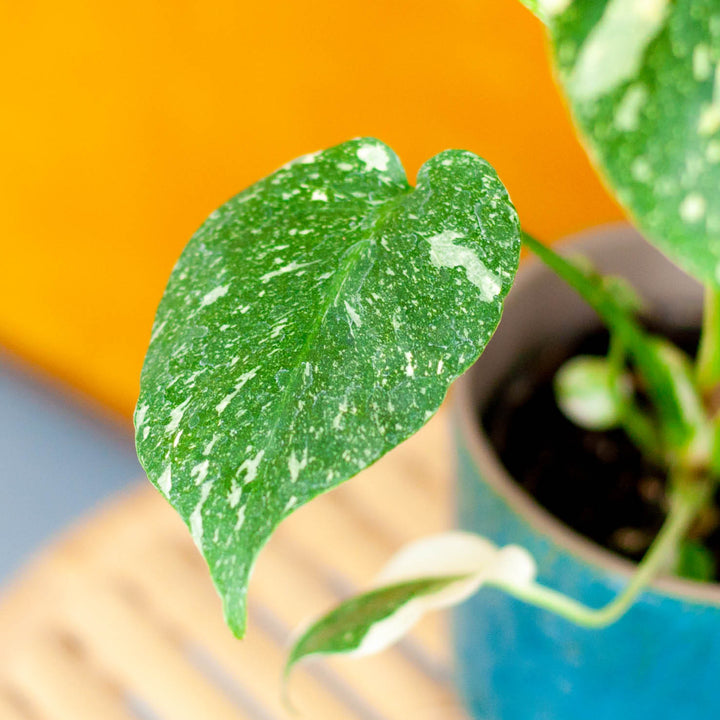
[0,411,472,720]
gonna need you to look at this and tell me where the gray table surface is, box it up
[0,352,141,587]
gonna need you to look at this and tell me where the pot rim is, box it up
[454,223,720,606]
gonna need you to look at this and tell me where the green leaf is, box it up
[517,0,575,24]
[600,275,645,316]
[135,138,520,637]
[697,286,720,391]
[287,578,466,671]
[555,355,630,430]
[537,0,720,286]
[517,0,547,23]
[711,419,720,475]
[675,539,716,582]
[644,338,713,465]
[285,532,536,677]
[523,234,711,464]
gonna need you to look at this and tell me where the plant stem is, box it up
[522,231,711,465]
[697,285,720,394]
[606,333,624,376]
[489,475,712,628]
[606,335,666,464]
[619,404,665,467]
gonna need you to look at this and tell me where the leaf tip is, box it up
[222,596,248,640]
[281,660,301,716]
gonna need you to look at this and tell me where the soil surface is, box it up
[482,326,720,579]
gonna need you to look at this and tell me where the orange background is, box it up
[0,0,622,419]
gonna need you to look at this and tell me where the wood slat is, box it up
[247,545,465,718]
[271,492,451,663]
[0,411,469,720]
[0,689,35,720]
[106,540,367,720]
[53,565,248,720]
[254,535,451,667]
[10,634,135,720]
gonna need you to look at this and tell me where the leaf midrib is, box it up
[249,189,412,498]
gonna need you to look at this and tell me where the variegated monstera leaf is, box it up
[135,138,520,637]
[521,0,720,286]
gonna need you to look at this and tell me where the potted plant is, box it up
[452,225,719,720]
[134,1,720,717]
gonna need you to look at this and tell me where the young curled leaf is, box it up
[135,138,521,637]
[285,533,536,678]
[523,234,711,466]
[675,538,716,582]
[555,355,631,430]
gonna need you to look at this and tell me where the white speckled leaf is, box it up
[528,0,720,285]
[135,138,520,637]
[286,533,536,673]
[517,0,552,24]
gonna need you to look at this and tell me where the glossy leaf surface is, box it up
[525,0,720,285]
[135,138,520,636]
[286,533,536,674]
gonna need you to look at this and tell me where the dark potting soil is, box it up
[482,326,720,578]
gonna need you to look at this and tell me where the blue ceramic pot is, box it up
[451,226,720,720]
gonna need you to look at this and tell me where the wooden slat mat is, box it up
[0,412,471,719]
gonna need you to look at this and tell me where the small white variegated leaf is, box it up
[555,355,631,430]
[375,531,535,607]
[286,532,536,675]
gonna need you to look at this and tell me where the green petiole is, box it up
[697,286,720,399]
[489,473,712,629]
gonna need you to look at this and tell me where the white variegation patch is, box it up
[237,449,265,485]
[288,448,309,483]
[165,398,190,434]
[349,532,536,657]
[201,284,230,307]
[215,367,259,415]
[427,230,502,301]
[190,480,214,548]
[538,0,573,18]
[615,84,648,132]
[357,143,390,172]
[259,260,319,284]
[135,403,149,429]
[157,464,172,496]
[569,0,669,103]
